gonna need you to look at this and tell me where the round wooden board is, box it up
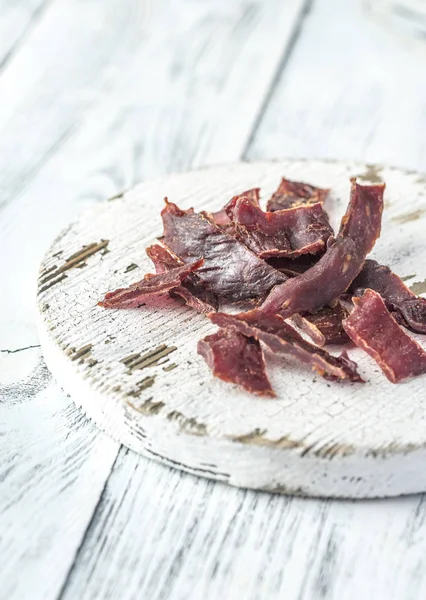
[36,159,426,499]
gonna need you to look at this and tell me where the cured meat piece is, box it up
[350,259,426,334]
[210,311,362,382]
[146,244,219,313]
[260,179,385,316]
[267,177,329,211]
[292,304,351,345]
[99,258,203,309]
[343,289,426,383]
[211,188,260,227]
[227,196,333,258]
[267,254,319,277]
[288,314,326,346]
[198,328,274,397]
[161,200,287,303]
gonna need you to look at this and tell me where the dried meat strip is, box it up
[210,311,362,382]
[292,304,351,345]
[267,177,329,212]
[227,196,333,258]
[99,258,204,309]
[211,188,260,227]
[198,328,274,397]
[161,200,287,303]
[146,244,219,313]
[350,259,426,334]
[259,179,385,316]
[343,289,426,383]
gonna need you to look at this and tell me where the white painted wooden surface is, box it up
[37,159,426,499]
[2,0,426,597]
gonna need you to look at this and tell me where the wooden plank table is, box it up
[1,1,426,598]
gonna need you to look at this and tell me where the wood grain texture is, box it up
[0,1,310,598]
[247,0,426,172]
[37,159,426,499]
[0,347,119,600]
[60,448,426,600]
[0,0,53,70]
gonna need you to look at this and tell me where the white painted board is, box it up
[37,159,426,498]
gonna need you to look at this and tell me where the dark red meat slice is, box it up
[226,197,333,258]
[260,179,385,316]
[198,328,274,397]
[210,311,362,382]
[267,254,319,277]
[267,177,329,211]
[343,289,426,383]
[98,258,203,309]
[292,304,351,345]
[146,244,218,313]
[351,259,426,334]
[161,200,287,303]
[211,188,260,227]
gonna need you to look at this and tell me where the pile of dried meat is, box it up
[99,176,426,396]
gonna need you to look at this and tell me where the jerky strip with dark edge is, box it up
[211,188,260,227]
[343,289,426,383]
[146,244,219,313]
[210,311,363,382]
[350,259,426,334]
[260,179,385,316]
[267,177,329,211]
[161,200,287,303]
[198,328,274,397]
[227,196,333,258]
[98,258,204,309]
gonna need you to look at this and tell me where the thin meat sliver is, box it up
[98,258,204,309]
[210,311,363,382]
[343,289,426,383]
[161,200,287,303]
[198,328,274,397]
[351,259,426,334]
[259,179,385,316]
[267,177,329,211]
[211,188,260,227]
[291,304,351,345]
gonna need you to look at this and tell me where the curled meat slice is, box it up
[198,328,274,397]
[291,304,351,345]
[210,311,362,382]
[211,188,260,227]
[351,259,426,334]
[260,179,385,316]
[161,200,287,303]
[267,177,329,211]
[99,258,204,309]
[146,244,218,313]
[227,197,333,258]
[343,289,426,383]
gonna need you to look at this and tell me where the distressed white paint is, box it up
[37,160,426,499]
[0,1,313,598]
[60,449,426,600]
